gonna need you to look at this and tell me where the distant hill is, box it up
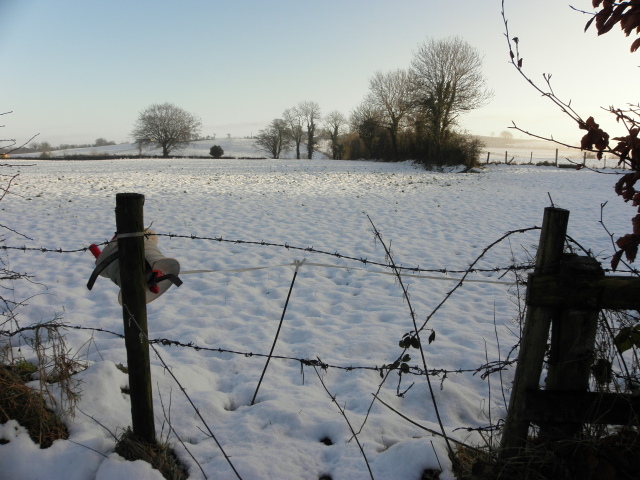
[13,138,330,160]
[477,135,571,151]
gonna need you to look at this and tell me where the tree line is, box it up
[129,36,490,167]
[255,36,492,168]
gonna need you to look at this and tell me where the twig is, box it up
[124,307,243,480]
[158,387,208,480]
[313,365,375,480]
[77,405,118,441]
[493,302,508,411]
[1,132,40,156]
[372,393,484,455]
[418,226,540,333]
[251,259,305,405]
[367,215,455,460]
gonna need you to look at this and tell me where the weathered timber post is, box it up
[522,256,640,428]
[499,207,569,459]
[541,255,603,438]
[115,193,156,445]
[555,149,558,168]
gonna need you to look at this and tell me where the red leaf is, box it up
[616,234,634,250]
[585,15,596,32]
[612,250,624,271]
[626,242,638,263]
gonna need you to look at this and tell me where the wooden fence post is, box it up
[115,193,156,445]
[499,207,569,459]
[541,257,603,438]
[555,148,558,168]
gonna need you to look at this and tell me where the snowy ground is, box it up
[14,138,330,160]
[15,137,603,167]
[0,157,630,480]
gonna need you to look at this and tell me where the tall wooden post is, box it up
[115,193,156,445]
[499,207,569,458]
[541,255,603,438]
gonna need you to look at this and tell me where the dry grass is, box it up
[452,429,640,480]
[114,427,188,480]
[0,364,69,448]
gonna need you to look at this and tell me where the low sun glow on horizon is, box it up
[1,0,637,149]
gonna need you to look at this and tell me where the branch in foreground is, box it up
[313,365,374,480]
[372,393,484,455]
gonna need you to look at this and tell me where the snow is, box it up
[15,138,330,160]
[0,155,630,480]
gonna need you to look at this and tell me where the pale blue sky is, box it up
[2,0,638,147]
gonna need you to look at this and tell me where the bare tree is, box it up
[283,107,304,159]
[299,101,322,159]
[254,119,292,159]
[323,110,347,160]
[350,100,384,159]
[367,69,414,160]
[131,103,201,157]
[499,130,514,139]
[411,36,493,153]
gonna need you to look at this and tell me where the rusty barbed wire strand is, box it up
[0,231,533,275]
[1,229,633,275]
[0,322,516,379]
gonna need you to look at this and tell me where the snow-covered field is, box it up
[16,137,601,167]
[15,138,330,160]
[0,157,630,480]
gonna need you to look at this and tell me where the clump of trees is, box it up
[94,138,116,147]
[209,145,224,158]
[254,119,292,159]
[346,36,490,167]
[131,102,201,157]
[255,36,490,168]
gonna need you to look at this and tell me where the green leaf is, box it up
[400,363,410,374]
[614,325,640,353]
[410,336,420,349]
[428,331,436,344]
[402,354,411,362]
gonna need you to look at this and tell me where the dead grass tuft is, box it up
[452,429,640,479]
[114,427,188,480]
[0,364,68,448]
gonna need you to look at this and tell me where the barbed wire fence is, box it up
[0,223,625,477]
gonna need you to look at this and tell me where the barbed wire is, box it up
[0,232,536,275]
[2,230,636,276]
[0,322,515,379]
